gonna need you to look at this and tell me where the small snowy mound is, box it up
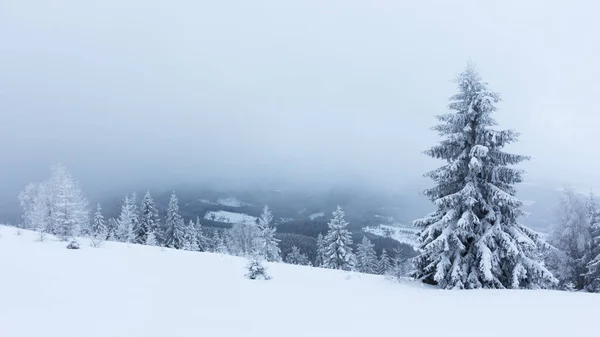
[0,225,598,337]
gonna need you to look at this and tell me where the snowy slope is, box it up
[0,225,598,337]
[363,224,419,248]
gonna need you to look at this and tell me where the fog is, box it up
[1,0,599,203]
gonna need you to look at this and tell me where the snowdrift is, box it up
[0,225,597,337]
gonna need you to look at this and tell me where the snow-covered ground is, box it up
[1,225,599,337]
[363,224,419,248]
[204,210,257,224]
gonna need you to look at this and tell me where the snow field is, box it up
[0,225,598,337]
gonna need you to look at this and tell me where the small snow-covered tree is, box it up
[412,65,556,289]
[323,206,356,271]
[90,203,107,247]
[378,249,392,275]
[137,190,160,245]
[315,233,326,267]
[195,216,210,252]
[163,192,185,249]
[183,219,200,251]
[546,188,592,290]
[246,256,271,280]
[215,232,228,254]
[256,205,281,262]
[116,196,135,243]
[91,203,107,236]
[356,236,378,274]
[106,218,119,241]
[585,192,600,292]
[285,246,310,265]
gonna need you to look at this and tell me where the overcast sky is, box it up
[1,0,599,201]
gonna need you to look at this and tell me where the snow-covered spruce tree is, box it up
[163,192,185,249]
[136,191,159,245]
[323,206,356,271]
[412,65,556,289]
[215,232,228,254]
[546,188,592,290]
[584,192,600,292]
[195,216,209,252]
[47,164,90,240]
[315,233,326,267]
[116,196,135,243]
[356,236,378,274]
[90,203,107,247]
[378,249,392,275]
[106,218,119,241]
[183,219,200,251]
[285,246,310,265]
[256,205,281,262]
[246,255,271,280]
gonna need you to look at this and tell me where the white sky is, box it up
[1,0,599,199]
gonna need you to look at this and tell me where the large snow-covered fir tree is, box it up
[322,206,356,271]
[412,65,556,289]
[584,192,600,292]
[163,192,185,249]
[546,188,592,290]
[256,205,281,262]
[356,236,378,274]
[137,190,160,245]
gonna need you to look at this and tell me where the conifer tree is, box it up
[356,236,378,274]
[378,248,392,275]
[195,216,209,251]
[136,190,160,245]
[256,205,281,262]
[315,233,326,267]
[106,218,119,241]
[215,232,228,254]
[146,231,158,247]
[117,196,135,243]
[90,203,107,247]
[323,206,356,271]
[48,164,89,240]
[546,188,592,289]
[163,192,185,249]
[183,219,200,251]
[412,65,556,289]
[585,192,600,292]
[91,203,106,236]
[285,246,310,265]
[246,255,271,280]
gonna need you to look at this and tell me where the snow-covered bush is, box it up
[245,257,270,280]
